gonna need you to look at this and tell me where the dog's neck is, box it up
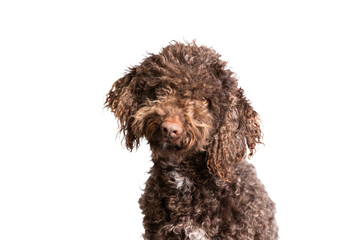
[152,151,208,172]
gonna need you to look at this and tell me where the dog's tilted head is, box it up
[105,42,262,180]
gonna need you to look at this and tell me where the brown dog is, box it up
[105,42,278,240]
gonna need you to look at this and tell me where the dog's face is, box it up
[106,42,262,179]
[131,78,216,159]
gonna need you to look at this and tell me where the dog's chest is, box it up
[165,171,210,240]
[168,170,192,190]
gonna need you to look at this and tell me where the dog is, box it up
[105,41,278,240]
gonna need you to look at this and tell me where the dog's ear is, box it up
[207,88,262,181]
[105,68,140,150]
[235,88,263,158]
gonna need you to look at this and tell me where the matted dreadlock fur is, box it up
[105,41,278,240]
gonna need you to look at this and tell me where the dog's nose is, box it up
[161,121,183,138]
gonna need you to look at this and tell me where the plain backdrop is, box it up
[1,0,359,239]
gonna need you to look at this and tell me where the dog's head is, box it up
[105,42,262,180]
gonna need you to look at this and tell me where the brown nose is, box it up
[161,121,183,138]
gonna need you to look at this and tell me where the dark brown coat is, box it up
[105,41,278,240]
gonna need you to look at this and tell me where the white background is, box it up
[1,0,359,239]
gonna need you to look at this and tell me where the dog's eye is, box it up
[201,97,208,104]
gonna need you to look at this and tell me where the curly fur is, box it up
[105,41,278,239]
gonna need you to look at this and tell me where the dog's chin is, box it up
[158,139,183,151]
[148,138,192,158]
[148,137,208,163]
